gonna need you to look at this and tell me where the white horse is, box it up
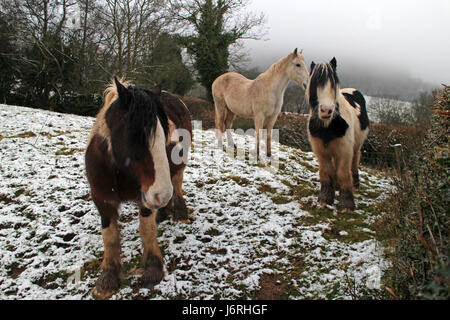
[212,49,309,159]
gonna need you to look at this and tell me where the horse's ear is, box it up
[151,84,162,96]
[330,57,337,71]
[293,48,298,56]
[310,61,316,73]
[114,77,130,102]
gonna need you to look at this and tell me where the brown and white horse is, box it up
[306,58,369,213]
[212,49,309,159]
[85,78,192,298]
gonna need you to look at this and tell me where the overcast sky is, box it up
[243,0,450,84]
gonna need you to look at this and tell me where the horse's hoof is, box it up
[318,183,335,206]
[92,286,116,300]
[93,269,120,299]
[337,190,355,213]
[337,203,355,213]
[227,143,237,150]
[142,267,164,290]
[142,255,164,290]
[173,198,188,221]
[318,202,329,208]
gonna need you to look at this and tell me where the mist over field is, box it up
[240,0,449,101]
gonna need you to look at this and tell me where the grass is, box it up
[228,175,250,187]
[271,195,291,205]
[55,147,85,156]
[6,131,37,139]
[258,184,277,194]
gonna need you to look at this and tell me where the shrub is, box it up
[380,86,449,299]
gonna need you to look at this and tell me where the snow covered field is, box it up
[0,104,393,299]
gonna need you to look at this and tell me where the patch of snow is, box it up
[0,104,393,299]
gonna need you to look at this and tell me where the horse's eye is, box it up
[296,64,301,67]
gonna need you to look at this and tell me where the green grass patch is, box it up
[271,195,291,205]
[257,184,277,194]
[7,131,37,139]
[56,147,85,156]
[228,176,250,187]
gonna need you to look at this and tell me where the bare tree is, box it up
[96,0,174,80]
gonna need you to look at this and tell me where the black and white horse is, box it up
[306,58,369,213]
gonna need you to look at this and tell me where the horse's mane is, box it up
[103,77,133,110]
[257,54,291,81]
[306,62,340,108]
[104,78,169,150]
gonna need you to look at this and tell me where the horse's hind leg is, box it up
[224,109,236,149]
[139,207,164,289]
[171,167,189,222]
[92,198,121,299]
[214,96,227,148]
[352,149,361,188]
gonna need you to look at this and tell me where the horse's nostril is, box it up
[328,110,332,115]
[153,193,161,206]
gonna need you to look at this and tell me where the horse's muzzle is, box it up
[142,187,173,210]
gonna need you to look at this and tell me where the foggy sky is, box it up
[243,0,450,85]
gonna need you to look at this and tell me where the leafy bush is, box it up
[380,86,449,299]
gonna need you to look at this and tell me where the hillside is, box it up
[0,104,393,299]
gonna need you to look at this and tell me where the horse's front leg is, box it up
[254,116,264,161]
[316,154,336,207]
[266,127,272,158]
[139,207,164,289]
[335,153,355,213]
[265,116,278,158]
[92,199,121,299]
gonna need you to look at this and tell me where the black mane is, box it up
[308,62,340,109]
[124,85,169,149]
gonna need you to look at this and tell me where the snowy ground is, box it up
[0,104,393,300]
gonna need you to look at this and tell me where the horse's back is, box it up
[212,72,253,98]
[212,72,256,118]
[340,88,369,132]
